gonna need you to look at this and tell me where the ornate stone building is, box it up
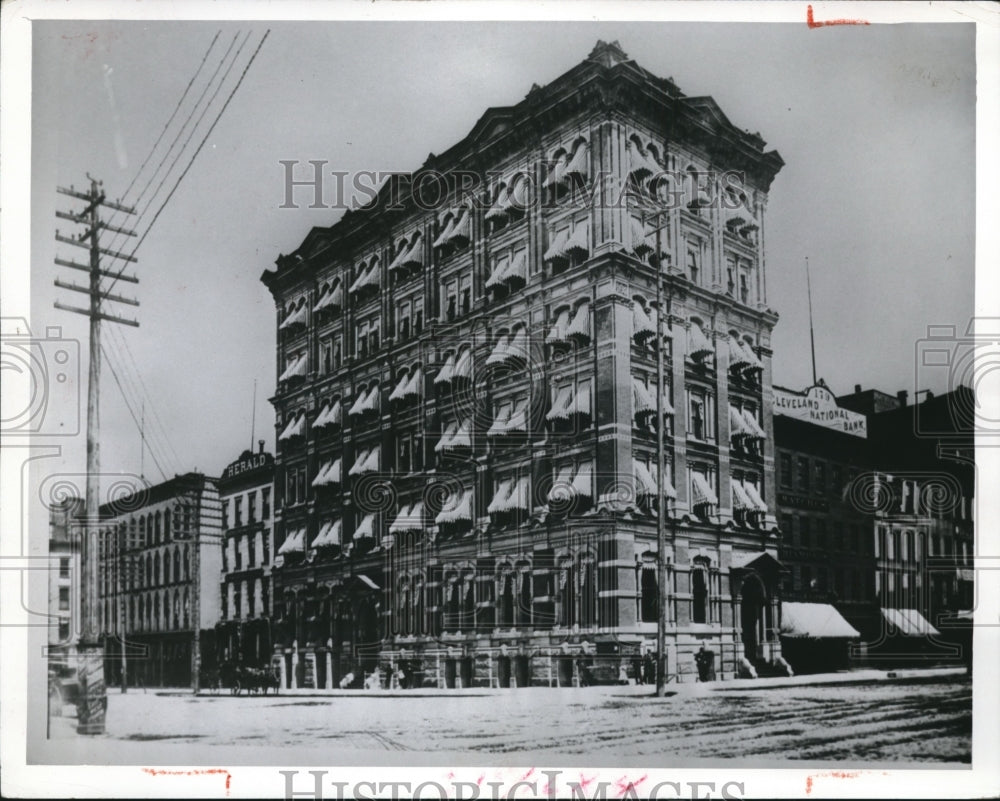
[261,41,786,688]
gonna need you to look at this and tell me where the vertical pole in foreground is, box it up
[654,208,668,698]
[78,177,107,733]
[54,175,139,734]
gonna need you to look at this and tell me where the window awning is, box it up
[571,462,593,499]
[312,457,342,487]
[741,409,765,439]
[434,421,458,453]
[548,464,575,502]
[688,322,714,360]
[631,216,653,255]
[627,141,662,182]
[485,257,509,289]
[632,304,656,341]
[313,402,333,428]
[729,405,750,438]
[729,336,752,369]
[389,502,425,534]
[279,304,307,331]
[507,476,529,511]
[505,328,528,362]
[543,229,570,262]
[278,354,307,382]
[452,349,472,381]
[487,478,514,514]
[432,212,458,247]
[634,459,657,495]
[313,519,342,548]
[743,481,768,512]
[563,224,589,256]
[565,304,591,341]
[881,608,940,637]
[349,261,380,294]
[278,413,305,441]
[781,602,861,639]
[349,447,380,476]
[546,386,574,421]
[354,513,376,541]
[503,252,528,286]
[544,151,568,187]
[389,372,410,402]
[450,418,471,450]
[434,353,456,385]
[348,385,379,417]
[278,528,305,555]
[562,142,589,181]
[326,282,344,311]
[445,210,470,244]
[487,405,512,437]
[546,308,572,345]
[485,334,510,366]
[739,339,763,371]
[571,385,592,418]
[633,378,656,415]
[435,488,473,524]
[691,473,719,506]
[388,234,424,273]
[731,480,754,510]
[313,286,332,312]
[389,369,422,402]
[506,398,528,433]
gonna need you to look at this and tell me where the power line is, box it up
[101,342,170,482]
[103,31,241,258]
[101,29,269,299]
[123,31,222,201]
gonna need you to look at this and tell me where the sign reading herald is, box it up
[773,384,867,438]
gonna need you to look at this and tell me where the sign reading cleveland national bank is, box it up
[773,384,868,438]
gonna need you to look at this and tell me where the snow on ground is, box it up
[40,675,970,768]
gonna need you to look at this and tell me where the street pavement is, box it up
[41,670,970,768]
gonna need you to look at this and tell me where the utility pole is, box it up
[642,203,672,698]
[805,256,817,386]
[54,175,138,735]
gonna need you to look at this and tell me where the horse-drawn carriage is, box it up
[218,661,280,696]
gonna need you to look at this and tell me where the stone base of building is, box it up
[272,631,786,690]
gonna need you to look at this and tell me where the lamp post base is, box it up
[75,646,107,735]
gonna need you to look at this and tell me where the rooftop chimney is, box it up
[258,439,265,454]
[854,384,862,393]
[897,390,908,407]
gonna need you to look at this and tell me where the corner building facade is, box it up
[262,41,786,688]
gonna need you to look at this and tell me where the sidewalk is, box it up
[171,665,967,699]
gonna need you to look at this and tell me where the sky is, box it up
[25,17,976,492]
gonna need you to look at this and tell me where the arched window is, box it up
[692,560,710,624]
[163,509,170,540]
[139,516,147,545]
[137,597,144,632]
[184,545,190,581]
[559,560,575,628]
[153,552,161,586]
[499,572,515,629]
[174,548,181,584]
[163,592,171,630]
[640,562,659,622]
[517,567,532,627]
[463,579,475,632]
[579,556,596,628]
[446,580,461,632]
[163,551,170,584]
[154,511,161,542]
[173,590,181,631]
[153,594,161,630]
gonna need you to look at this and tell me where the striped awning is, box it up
[633,378,656,415]
[348,447,380,476]
[546,386,574,421]
[487,404,512,437]
[279,303,307,331]
[741,409,766,439]
[354,514,376,541]
[348,260,380,294]
[729,336,752,369]
[732,480,754,511]
[452,349,472,381]
[388,233,424,273]
[278,528,305,555]
[631,216,653,255]
[485,333,510,366]
[561,141,589,181]
[691,473,719,506]
[543,229,570,262]
[312,519,342,548]
[487,479,514,514]
[632,304,656,341]
[546,308,572,345]
[781,603,860,639]
[635,460,676,500]
[688,322,714,360]
[278,353,308,382]
[389,502,425,534]
[278,413,305,441]
[565,304,591,341]
[729,405,750,438]
[348,385,379,417]
[435,488,473,524]
[743,481,768,512]
[881,608,940,637]
[434,352,456,385]
[314,400,342,428]
[739,339,764,371]
[626,141,662,182]
[389,369,422,402]
[311,457,342,487]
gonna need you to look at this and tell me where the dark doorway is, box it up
[514,655,530,688]
[497,656,511,688]
[741,575,766,661]
[558,656,574,686]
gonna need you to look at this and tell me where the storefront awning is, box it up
[565,304,591,341]
[435,488,473,524]
[278,353,308,383]
[781,602,860,639]
[691,472,719,506]
[881,608,940,637]
[688,322,714,360]
[278,413,305,441]
[278,528,305,555]
[434,353,456,385]
[632,304,656,341]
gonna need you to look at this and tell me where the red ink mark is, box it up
[476,774,485,786]
[807,5,870,27]
[447,772,455,780]
[614,774,648,797]
[519,767,535,782]
[805,771,862,794]
[142,768,232,796]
